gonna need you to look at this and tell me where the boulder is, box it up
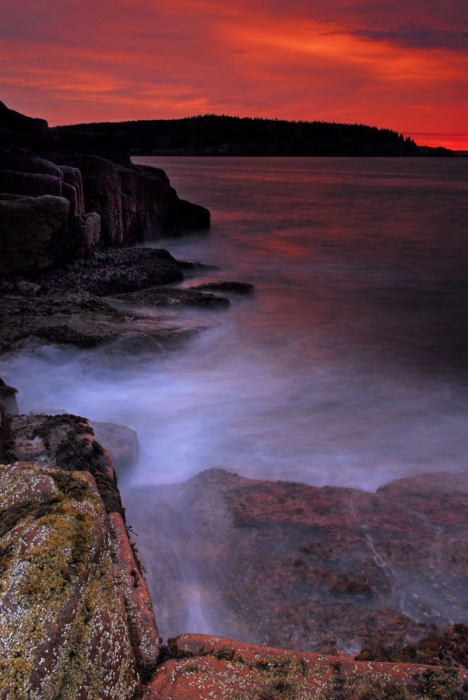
[1,411,162,691]
[0,170,62,197]
[92,422,140,473]
[122,164,182,240]
[0,194,69,274]
[0,378,18,414]
[0,149,63,178]
[81,212,101,251]
[0,461,141,699]
[177,199,211,230]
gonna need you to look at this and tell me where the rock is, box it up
[108,511,161,681]
[58,165,85,215]
[0,461,141,699]
[61,181,81,218]
[0,291,197,353]
[0,194,70,274]
[143,633,468,700]
[0,148,63,178]
[0,246,220,353]
[92,422,140,473]
[0,414,164,700]
[15,280,41,295]
[358,622,468,667]
[62,154,124,246]
[0,378,18,414]
[0,170,62,197]
[117,164,181,243]
[123,468,468,656]
[81,212,101,252]
[177,199,211,230]
[0,100,48,133]
[43,248,185,297]
[136,164,171,186]
[189,280,254,294]
[114,286,230,308]
[0,102,211,254]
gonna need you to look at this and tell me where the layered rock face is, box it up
[0,101,210,276]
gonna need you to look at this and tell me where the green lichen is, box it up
[0,462,139,700]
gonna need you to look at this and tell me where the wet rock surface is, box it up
[144,633,468,700]
[114,286,230,308]
[92,422,140,474]
[189,280,255,294]
[0,248,207,352]
[123,468,468,657]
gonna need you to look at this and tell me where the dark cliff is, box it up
[0,101,210,276]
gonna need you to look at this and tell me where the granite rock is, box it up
[144,633,468,700]
[92,422,140,474]
[0,461,140,699]
[0,194,70,274]
[124,468,468,657]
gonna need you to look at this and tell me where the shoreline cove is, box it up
[1,102,468,699]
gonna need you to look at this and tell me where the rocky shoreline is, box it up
[1,102,468,699]
[0,392,468,700]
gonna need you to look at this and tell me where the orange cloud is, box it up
[0,0,466,138]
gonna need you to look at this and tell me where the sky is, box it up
[1,0,467,147]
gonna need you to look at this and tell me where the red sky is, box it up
[1,0,467,148]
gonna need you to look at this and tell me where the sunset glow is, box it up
[1,0,467,146]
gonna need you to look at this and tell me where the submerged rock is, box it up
[113,286,230,308]
[124,468,468,657]
[92,422,140,474]
[0,248,217,352]
[0,378,18,415]
[189,280,254,294]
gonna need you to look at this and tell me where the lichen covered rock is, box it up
[0,461,140,699]
[144,634,468,700]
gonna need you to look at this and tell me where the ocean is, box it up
[3,156,468,490]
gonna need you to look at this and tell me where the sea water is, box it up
[3,157,468,491]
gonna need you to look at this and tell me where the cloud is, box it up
[354,25,468,51]
[0,0,467,135]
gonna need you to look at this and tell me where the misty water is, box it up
[3,157,468,490]
[3,156,468,644]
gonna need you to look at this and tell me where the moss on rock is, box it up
[0,461,140,699]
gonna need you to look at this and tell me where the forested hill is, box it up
[54,115,454,157]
